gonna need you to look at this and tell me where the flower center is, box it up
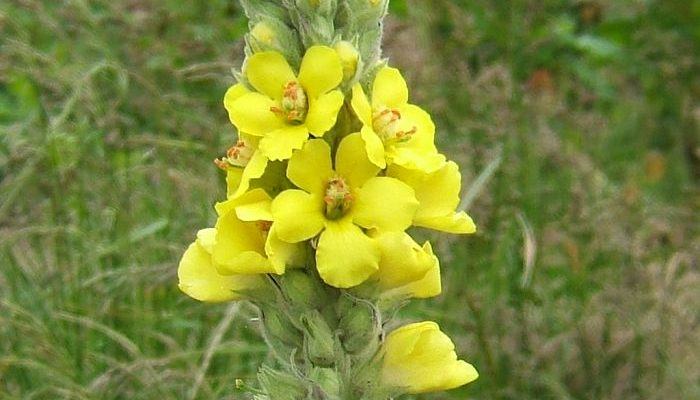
[323,176,353,220]
[214,139,254,170]
[256,220,273,233]
[372,107,417,146]
[271,81,308,125]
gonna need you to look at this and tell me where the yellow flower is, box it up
[351,67,446,172]
[213,188,304,275]
[381,321,478,394]
[388,160,476,234]
[368,231,441,297]
[271,133,419,288]
[224,46,344,161]
[372,232,442,299]
[178,228,265,302]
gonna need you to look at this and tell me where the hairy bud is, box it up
[301,310,336,367]
[258,365,308,400]
[337,296,380,354]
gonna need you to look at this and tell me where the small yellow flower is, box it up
[271,133,419,288]
[381,321,478,394]
[224,46,345,161]
[213,189,304,275]
[371,232,442,299]
[178,228,265,302]
[388,160,476,233]
[351,67,446,172]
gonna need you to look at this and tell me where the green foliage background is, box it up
[1,1,698,399]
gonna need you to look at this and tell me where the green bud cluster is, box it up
[238,0,388,81]
[250,268,390,399]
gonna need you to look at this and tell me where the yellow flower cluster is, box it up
[177,44,478,395]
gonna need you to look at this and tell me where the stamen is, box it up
[270,81,308,124]
[323,176,353,220]
[256,220,273,233]
[214,139,254,169]
[372,107,417,145]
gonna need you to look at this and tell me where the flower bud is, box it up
[239,0,289,23]
[249,20,277,48]
[279,270,329,310]
[309,367,341,398]
[334,40,360,82]
[298,0,336,15]
[381,321,478,394]
[257,365,308,400]
[301,310,336,367]
[337,296,379,354]
[247,18,301,65]
[260,306,303,347]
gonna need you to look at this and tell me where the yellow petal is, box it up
[316,219,380,288]
[177,237,263,302]
[373,232,434,289]
[372,67,408,108]
[385,321,438,352]
[215,188,271,216]
[223,83,250,114]
[381,321,478,394]
[385,104,444,172]
[245,51,296,100]
[232,150,269,198]
[287,138,333,193]
[388,161,476,233]
[305,90,344,137]
[399,104,436,147]
[258,125,309,161]
[271,189,325,242]
[235,198,273,222]
[228,92,285,136]
[226,168,244,198]
[390,147,446,173]
[393,242,442,298]
[265,223,306,274]
[417,211,476,234]
[196,228,217,254]
[360,125,387,169]
[298,45,343,98]
[353,177,418,231]
[351,83,373,126]
[335,132,380,188]
[212,211,274,274]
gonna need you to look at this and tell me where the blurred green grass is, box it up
[1,1,698,399]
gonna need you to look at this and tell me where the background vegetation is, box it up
[1,0,698,399]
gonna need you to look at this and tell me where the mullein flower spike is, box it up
[177,1,479,398]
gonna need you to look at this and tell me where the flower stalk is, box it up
[177,1,479,398]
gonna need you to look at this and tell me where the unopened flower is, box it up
[381,321,478,394]
[351,67,445,172]
[381,241,442,299]
[178,228,265,302]
[370,231,438,293]
[388,160,476,233]
[334,40,360,82]
[225,46,344,161]
[249,20,277,48]
[271,133,419,288]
